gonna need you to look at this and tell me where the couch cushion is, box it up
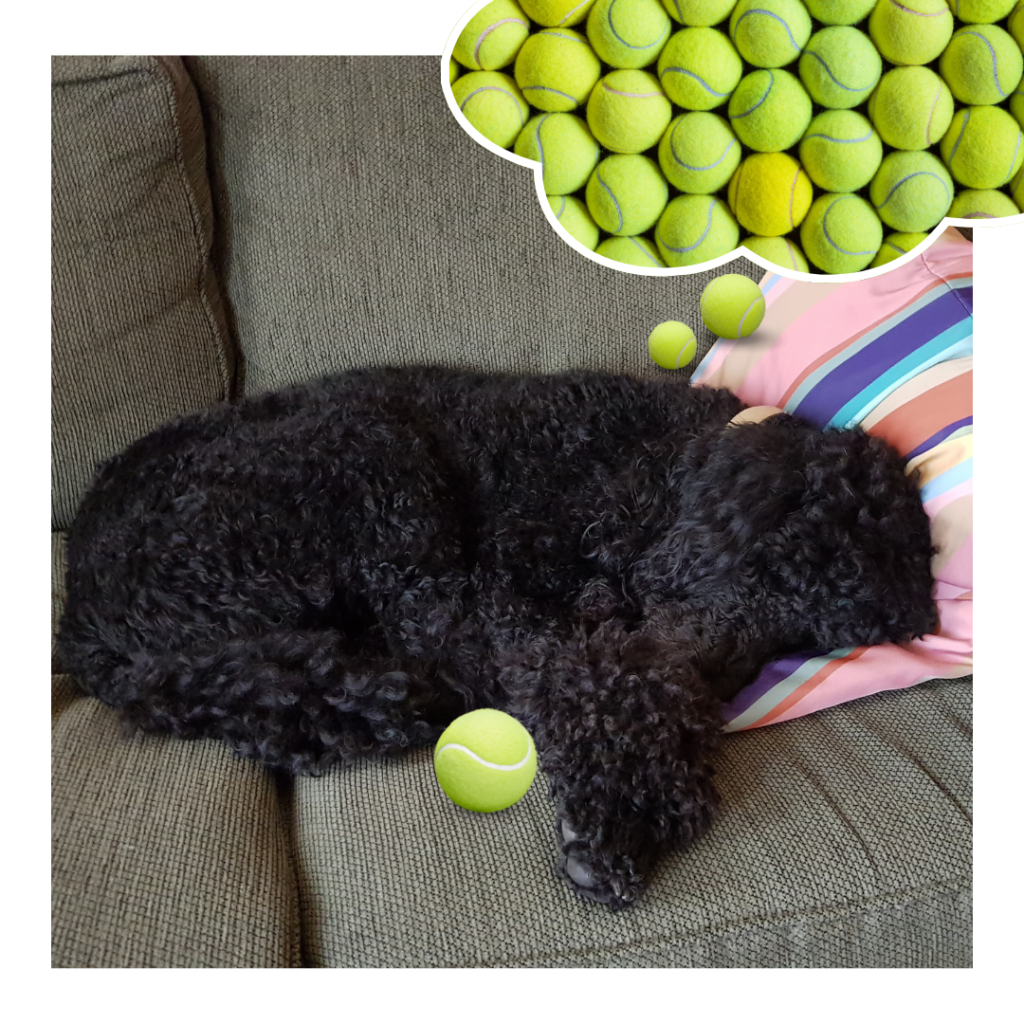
[51,56,237,530]
[289,677,971,967]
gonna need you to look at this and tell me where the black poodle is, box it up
[57,367,937,908]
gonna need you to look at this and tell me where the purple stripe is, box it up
[905,417,973,461]
[719,653,827,720]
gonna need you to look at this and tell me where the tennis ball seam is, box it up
[459,84,528,130]
[823,196,877,256]
[435,738,534,771]
[472,17,531,67]
[627,236,663,264]
[801,49,874,95]
[594,167,626,232]
[667,121,738,172]
[732,10,803,59]
[951,29,1016,100]
[658,197,720,252]
[873,170,952,214]
[729,70,773,120]
[660,65,734,100]
[603,0,672,53]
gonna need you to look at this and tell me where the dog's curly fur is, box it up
[57,367,937,908]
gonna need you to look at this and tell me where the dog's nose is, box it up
[565,855,596,889]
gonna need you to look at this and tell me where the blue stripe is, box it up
[920,457,973,504]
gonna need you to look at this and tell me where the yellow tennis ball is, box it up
[547,194,601,249]
[741,235,810,272]
[727,153,813,237]
[870,232,929,268]
[868,0,953,67]
[798,27,882,110]
[1011,165,1024,208]
[803,0,877,24]
[655,194,740,265]
[800,193,883,274]
[520,0,597,25]
[597,234,667,266]
[699,274,766,339]
[867,67,954,151]
[869,150,954,232]
[587,69,673,152]
[454,0,531,71]
[940,25,1023,107]
[587,0,673,68]
[948,0,1016,22]
[659,0,738,24]
[940,105,1024,189]
[452,71,530,148]
[800,110,883,192]
[434,709,538,813]
[658,112,741,193]
[586,154,670,235]
[948,189,1021,218]
[514,112,601,194]
[515,28,602,112]
[648,320,698,367]
[449,58,461,85]
[1010,2,1024,49]
[1013,88,1024,130]
[729,0,812,68]
[728,69,812,153]
[657,27,743,109]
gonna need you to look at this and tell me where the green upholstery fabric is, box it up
[51,56,237,530]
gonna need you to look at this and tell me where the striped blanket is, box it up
[692,227,973,731]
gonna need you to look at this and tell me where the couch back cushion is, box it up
[51,56,236,530]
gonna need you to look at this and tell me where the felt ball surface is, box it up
[520,0,598,25]
[700,273,766,338]
[800,192,883,273]
[586,153,670,234]
[798,26,882,110]
[548,193,602,248]
[868,0,953,67]
[1011,3,1024,50]
[655,194,740,265]
[659,0,739,24]
[948,0,1016,23]
[588,0,673,68]
[729,0,812,68]
[434,709,538,813]
[947,188,1021,218]
[657,27,744,109]
[728,152,813,236]
[453,71,530,148]
[454,0,531,71]
[940,105,1024,188]
[597,234,668,265]
[648,320,698,366]
[870,232,930,268]
[450,58,461,85]
[804,0,877,24]
[939,25,1023,107]
[867,66,954,150]
[659,111,742,192]
[800,110,883,192]
[742,234,810,271]
[1012,164,1024,209]
[728,69,812,152]
[515,28,602,111]
[1012,88,1024,129]
[588,69,674,151]
[514,112,602,194]
[869,150,954,232]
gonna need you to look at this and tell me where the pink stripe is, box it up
[923,476,972,517]
[936,534,972,590]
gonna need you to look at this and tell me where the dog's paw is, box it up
[555,817,646,910]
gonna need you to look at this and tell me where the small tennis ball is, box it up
[449,58,461,85]
[868,0,953,67]
[547,194,602,249]
[1010,3,1024,49]
[586,154,670,234]
[434,709,537,813]
[870,232,929,268]
[648,320,698,367]
[729,0,812,68]
[869,151,954,232]
[596,234,667,265]
[798,27,882,110]
[659,0,738,24]
[741,235,810,272]
[727,153,813,237]
[658,112,741,192]
[519,0,597,25]
[867,67,954,151]
[514,28,602,112]
[515,113,601,194]
[728,69,812,152]
[588,0,673,68]
[948,189,1021,218]
[800,193,883,273]
[940,105,1024,188]
[939,26,1024,107]
[947,0,1016,23]
[655,194,740,265]
[656,27,743,110]
[454,0,531,71]
[699,274,766,339]
[803,0,877,25]
[800,111,883,192]
[1010,165,1024,208]
[587,69,673,152]
[452,71,530,148]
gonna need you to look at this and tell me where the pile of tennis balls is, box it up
[448,0,1024,274]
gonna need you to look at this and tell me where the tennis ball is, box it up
[659,111,741,192]
[547,194,602,249]
[741,235,810,272]
[869,151,954,232]
[867,67,954,151]
[803,0,877,25]
[452,71,530,148]
[596,234,667,265]
[870,232,929,268]
[587,70,673,151]
[728,69,812,153]
[515,113,602,194]
[948,189,1021,218]
[659,0,738,24]
[939,26,1024,107]
[800,111,883,192]
[800,193,883,273]
[1013,89,1024,130]
[940,105,1024,188]
[700,274,766,339]
[1011,165,1024,208]
[656,27,743,109]
[586,154,670,234]
[729,0,812,68]
[454,0,531,71]
[727,153,813,237]
[520,0,597,25]
[648,320,698,367]
[655,194,740,265]
[514,28,602,112]
[868,0,953,67]
[1010,3,1024,49]
[449,58,461,85]
[588,0,673,68]
[798,27,882,110]
[947,0,1016,23]
[434,709,537,813]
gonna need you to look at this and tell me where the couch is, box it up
[51,55,972,968]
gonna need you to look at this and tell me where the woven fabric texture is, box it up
[51,56,237,530]
[186,56,761,396]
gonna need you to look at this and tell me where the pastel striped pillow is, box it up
[692,227,973,731]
